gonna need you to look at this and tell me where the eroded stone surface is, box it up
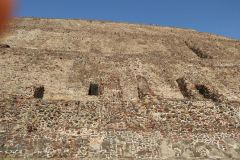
[0,18,240,159]
[0,96,240,159]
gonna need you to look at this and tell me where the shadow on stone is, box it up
[34,86,45,99]
[88,83,99,96]
[0,44,10,48]
[176,78,193,98]
[185,41,212,59]
[195,84,222,102]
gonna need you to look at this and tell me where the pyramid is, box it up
[0,18,240,159]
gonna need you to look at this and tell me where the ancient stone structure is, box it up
[0,18,240,159]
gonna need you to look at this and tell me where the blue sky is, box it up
[17,0,240,39]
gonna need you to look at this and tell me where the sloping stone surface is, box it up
[0,18,240,159]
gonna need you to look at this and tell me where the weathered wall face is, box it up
[0,18,240,159]
[1,96,240,159]
[1,18,240,102]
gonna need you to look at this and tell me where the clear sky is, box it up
[17,0,240,39]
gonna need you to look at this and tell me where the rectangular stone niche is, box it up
[88,83,99,96]
[0,44,10,48]
[34,86,45,99]
[195,84,222,102]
